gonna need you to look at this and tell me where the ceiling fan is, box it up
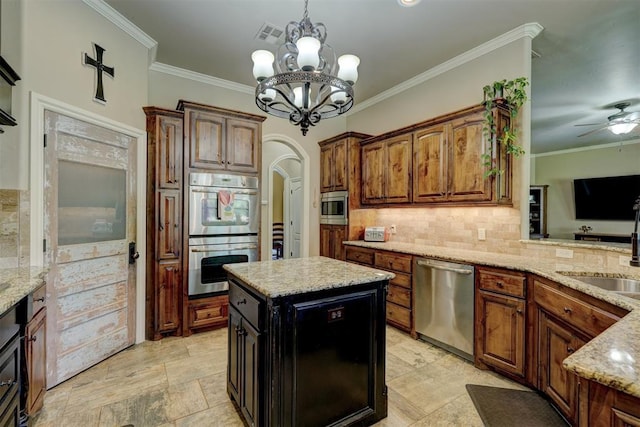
[576,102,640,137]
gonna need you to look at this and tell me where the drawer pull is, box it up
[567,347,575,354]
[0,380,16,387]
[235,326,242,333]
[34,297,45,303]
[496,282,504,288]
[563,307,573,314]
[236,298,247,305]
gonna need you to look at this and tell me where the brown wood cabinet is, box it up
[318,132,371,206]
[581,380,640,427]
[345,246,414,334]
[319,224,347,260]
[144,107,185,340]
[178,100,265,174]
[474,267,527,379]
[187,295,229,332]
[361,103,512,207]
[24,284,47,417]
[532,276,629,424]
[361,133,412,205]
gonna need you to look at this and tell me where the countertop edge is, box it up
[0,267,48,316]
[344,240,640,398]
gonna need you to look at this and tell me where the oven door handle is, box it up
[191,245,258,253]
[190,189,258,196]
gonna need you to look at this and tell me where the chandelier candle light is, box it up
[251,0,360,136]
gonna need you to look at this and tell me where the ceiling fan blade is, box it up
[575,122,607,126]
[577,126,608,137]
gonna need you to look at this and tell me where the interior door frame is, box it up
[29,92,147,344]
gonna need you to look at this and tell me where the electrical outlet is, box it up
[390,225,397,234]
[556,248,574,259]
[478,228,486,241]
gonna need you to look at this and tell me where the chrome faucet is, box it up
[631,196,640,267]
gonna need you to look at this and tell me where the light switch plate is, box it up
[478,228,486,241]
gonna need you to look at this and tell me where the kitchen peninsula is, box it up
[223,256,393,427]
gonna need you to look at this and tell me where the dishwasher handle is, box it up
[416,260,473,275]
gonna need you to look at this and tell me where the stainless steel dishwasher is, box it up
[414,258,475,361]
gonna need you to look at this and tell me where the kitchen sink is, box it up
[562,274,640,300]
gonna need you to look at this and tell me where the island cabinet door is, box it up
[227,307,242,403]
[240,320,260,427]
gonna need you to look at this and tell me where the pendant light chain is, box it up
[303,0,309,22]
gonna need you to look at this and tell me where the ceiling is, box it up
[105,0,640,154]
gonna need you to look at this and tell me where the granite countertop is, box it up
[344,240,640,398]
[0,267,48,315]
[223,256,395,298]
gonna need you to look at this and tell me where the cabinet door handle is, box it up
[27,335,37,343]
[34,297,45,303]
[0,380,16,387]
[563,307,572,314]
[567,347,575,354]
[516,308,523,314]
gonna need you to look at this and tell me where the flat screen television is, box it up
[573,174,640,221]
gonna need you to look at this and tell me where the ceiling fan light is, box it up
[609,122,638,135]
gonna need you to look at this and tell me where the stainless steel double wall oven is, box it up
[188,173,259,297]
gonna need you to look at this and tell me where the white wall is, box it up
[533,139,640,239]
[0,0,149,189]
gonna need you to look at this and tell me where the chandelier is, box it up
[251,0,360,136]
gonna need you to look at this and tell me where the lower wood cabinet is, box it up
[474,267,527,379]
[319,225,347,260]
[186,295,229,335]
[345,246,414,335]
[532,275,629,425]
[582,380,640,427]
[24,306,46,416]
[157,261,181,335]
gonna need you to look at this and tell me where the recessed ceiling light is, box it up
[398,0,421,6]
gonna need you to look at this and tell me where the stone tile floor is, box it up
[33,327,528,426]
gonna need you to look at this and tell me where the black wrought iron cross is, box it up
[83,43,115,103]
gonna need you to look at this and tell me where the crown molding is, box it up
[82,0,157,49]
[349,22,544,114]
[149,62,255,95]
[532,137,640,158]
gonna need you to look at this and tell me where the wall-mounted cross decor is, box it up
[83,43,115,104]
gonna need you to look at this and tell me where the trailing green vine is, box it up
[481,77,529,177]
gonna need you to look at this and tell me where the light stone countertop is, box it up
[223,256,395,298]
[0,267,47,315]
[344,240,640,398]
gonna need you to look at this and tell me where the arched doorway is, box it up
[261,135,310,261]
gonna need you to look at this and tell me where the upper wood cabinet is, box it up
[178,100,266,174]
[361,133,412,205]
[318,132,372,210]
[361,103,512,207]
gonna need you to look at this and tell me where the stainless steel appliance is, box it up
[189,172,259,236]
[188,235,258,296]
[188,172,260,297]
[320,190,348,225]
[414,258,475,361]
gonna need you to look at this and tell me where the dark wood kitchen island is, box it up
[223,256,393,427]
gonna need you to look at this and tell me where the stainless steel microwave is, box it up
[320,191,348,225]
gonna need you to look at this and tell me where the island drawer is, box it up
[229,281,262,330]
[386,302,411,330]
[375,252,412,273]
[533,279,620,338]
[387,285,411,309]
[345,247,374,266]
[477,267,526,298]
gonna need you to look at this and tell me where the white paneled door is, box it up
[43,110,137,387]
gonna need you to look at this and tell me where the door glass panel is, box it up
[58,160,126,245]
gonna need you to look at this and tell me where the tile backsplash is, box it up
[0,189,19,267]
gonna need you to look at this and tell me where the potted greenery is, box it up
[481,77,529,177]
